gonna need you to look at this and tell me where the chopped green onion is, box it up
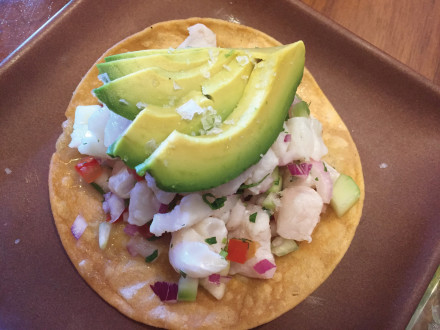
[90,182,105,195]
[238,173,270,192]
[220,249,228,259]
[249,212,257,223]
[205,237,217,245]
[202,193,227,210]
[145,249,158,263]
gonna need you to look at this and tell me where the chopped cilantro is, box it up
[238,173,270,192]
[205,237,217,245]
[315,177,319,181]
[180,270,187,278]
[323,162,328,172]
[90,182,104,195]
[249,212,257,223]
[219,249,228,259]
[145,249,158,263]
[202,193,227,210]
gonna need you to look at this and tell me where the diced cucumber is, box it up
[267,167,282,193]
[98,222,112,249]
[271,236,298,256]
[262,192,280,211]
[177,276,198,302]
[330,173,360,217]
[292,101,310,117]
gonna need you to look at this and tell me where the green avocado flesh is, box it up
[133,42,305,192]
[98,50,220,81]
[94,49,236,120]
[109,57,253,168]
[104,47,212,62]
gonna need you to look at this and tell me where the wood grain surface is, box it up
[0,0,439,86]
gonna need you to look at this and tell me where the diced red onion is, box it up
[253,259,276,275]
[123,223,139,236]
[158,203,169,214]
[126,235,157,257]
[207,274,231,286]
[284,134,291,143]
[287,162,312,179]
[310,160,333,203]
[103,192,125,223]
[208,274,221,285]
[137,223,155,239]
[71,215,88,240]
[150,281,178,302]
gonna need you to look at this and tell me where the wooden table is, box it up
[1,0,439,86]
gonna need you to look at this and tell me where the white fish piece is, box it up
[145,173,176,205]
[211,195,240,223]
[244,149,278,194]
[69,105,101,148]
[128,181,160,226]
[108,165,136,199]
[169,242,228,278]
[102,192,125,223]
[78,105,110,158]
[270,123,290,166]
[150,194,212,236]
[227,199,247,232]
[273,117,328,164]
[276,186,323,242]
[177,23,217,48]
[104,107,132,147]
[169,217,228,278]
[206,167,252,197]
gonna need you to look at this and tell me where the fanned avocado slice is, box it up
[104,47,211,62]
[136,41,305,192]
[98,51,214,81]
[108,57,254,168]
[94,49,235,120]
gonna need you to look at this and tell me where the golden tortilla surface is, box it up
[49,17,364,329]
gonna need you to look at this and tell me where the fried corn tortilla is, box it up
[49,17,364,329]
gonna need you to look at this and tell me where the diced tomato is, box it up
[226,238,249,264]
[158,203,170,214]
[127,168,145,182]
[75,156,102,183]
[246,240,259,260]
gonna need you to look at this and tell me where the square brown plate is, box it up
[1,0,439,329]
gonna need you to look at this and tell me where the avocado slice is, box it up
[108,58,254,168]
[104,47,212,62]
[94,50,235,120]
[136,41,305,192]
[98,51,214,81]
